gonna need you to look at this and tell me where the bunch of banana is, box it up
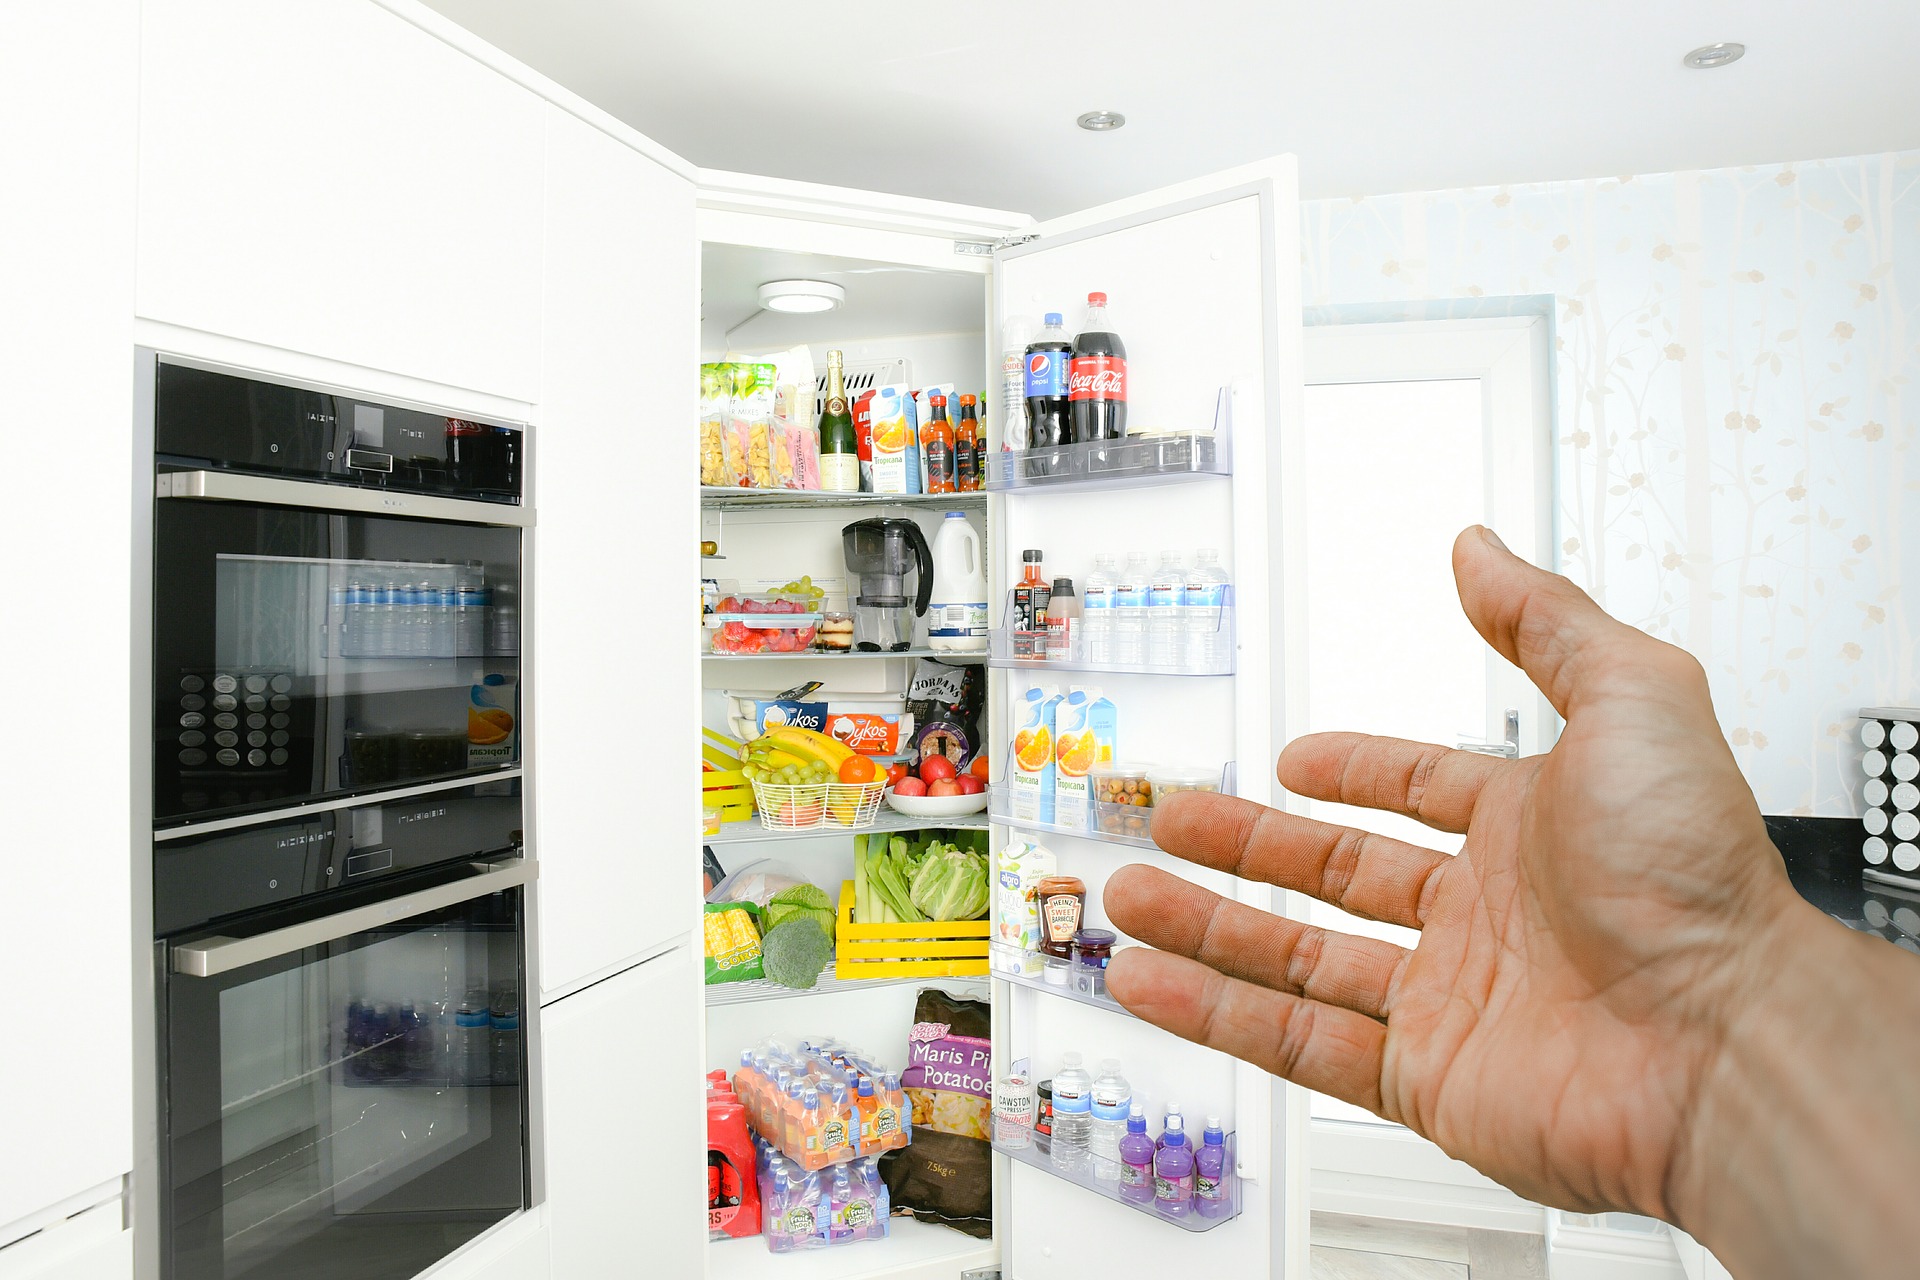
[761,725,854,768]
[739,725,856,790]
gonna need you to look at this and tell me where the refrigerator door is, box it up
[991,158,1308,1278]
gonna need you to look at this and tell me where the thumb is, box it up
[1452,526,1700,718]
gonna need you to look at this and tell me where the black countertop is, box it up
[1768,815,1920,955]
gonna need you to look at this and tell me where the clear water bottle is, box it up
[1146,550,1187,669]
[489,985,521,1086]
[371,574,400,658]
[488,582,519,656]
[1088,1058,1132,1179]
[453,987,491,1086]
[456,562,486,657]
[1112,553,1151,668]
[328,579,349,658]
[1184,548,1231,673]
[1050,1051,1094,1172]
[345,574,372,658]
[1081,552,1117,664]
[430,575,457,657]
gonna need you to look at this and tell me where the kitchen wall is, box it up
[1300,150,1920,816]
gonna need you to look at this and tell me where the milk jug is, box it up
[927,512,989,653]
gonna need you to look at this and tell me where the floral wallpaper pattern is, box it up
[1300,151,1920,816]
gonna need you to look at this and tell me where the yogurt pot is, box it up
[1091,762,1154,840]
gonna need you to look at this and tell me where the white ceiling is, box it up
[700,244,983,353]
[423,0,1920,217]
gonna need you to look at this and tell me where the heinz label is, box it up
[1068,355,1128,401]
[1025,350,1068,397]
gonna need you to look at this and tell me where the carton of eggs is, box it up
[1861,707,1920,876]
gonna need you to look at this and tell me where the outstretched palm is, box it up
[1104,526,1804,1220]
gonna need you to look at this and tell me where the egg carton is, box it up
[1861,707,1920,886]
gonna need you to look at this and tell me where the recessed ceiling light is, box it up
[1683,42,1745,69]
[758,279,844,314]
[1076,110,1126,132]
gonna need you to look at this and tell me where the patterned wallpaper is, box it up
[1300,151,1919,816]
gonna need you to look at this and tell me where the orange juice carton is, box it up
[467,674,517,768]
[1010,685,1063,824]
[1053,687,1117,831]
[865,385,922,495]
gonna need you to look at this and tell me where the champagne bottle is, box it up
[818,350,859,493]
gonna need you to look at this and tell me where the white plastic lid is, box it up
[1149,765,1221,787]
[1062,1051,1083,1067]
[1206,1115,1222,1127]
[1165,1112,1185,1131]
[1098,1058,1122,1075]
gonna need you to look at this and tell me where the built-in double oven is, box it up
[141,352,535,1280]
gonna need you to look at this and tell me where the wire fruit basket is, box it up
[752,779,886,831]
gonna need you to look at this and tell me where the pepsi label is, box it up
[1025,350,1067,397]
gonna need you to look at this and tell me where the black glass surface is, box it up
[1769,814,1920,954]
[162,886,527,1280]
[154,361,523,502]
[152,498,521,827]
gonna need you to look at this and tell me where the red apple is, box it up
[927,779,962,798]
[894,776,928,798]
[887,762,910,787]
[954,775,985,796]
[919,755,957,784]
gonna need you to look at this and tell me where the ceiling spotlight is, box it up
[758,279,845,313]
[1683,42,1745,69]
[1076,110,1126,132]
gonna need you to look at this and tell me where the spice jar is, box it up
[1034,874,1087,959]
[1073,927,1117,996]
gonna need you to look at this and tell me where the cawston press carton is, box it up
[1052,687,1117,831]
[1010,685,1063,824]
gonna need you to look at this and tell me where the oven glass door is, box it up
[153,496,521,827]
[163,880,528,1280]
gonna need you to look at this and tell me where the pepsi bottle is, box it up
[1070,292,1128,444]
[1023,312,1073,477]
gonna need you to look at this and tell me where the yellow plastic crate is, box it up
[701,766,754,824]
[834,880,989,979]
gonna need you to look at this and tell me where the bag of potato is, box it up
[879,989,992,1238]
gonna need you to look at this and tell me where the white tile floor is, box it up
[1310,1213,1547,1280]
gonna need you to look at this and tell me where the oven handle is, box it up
[157,470,533,528]
[170,857,537,978]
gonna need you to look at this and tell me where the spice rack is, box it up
[991,1129,1242,1233]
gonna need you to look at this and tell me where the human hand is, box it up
[1103,525,1817,1225]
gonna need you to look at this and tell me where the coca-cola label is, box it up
[1025,349,1067,398]
[1069,355,1128,401]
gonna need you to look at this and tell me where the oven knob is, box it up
[246,714,267,730]
[270,748,289,766]
[270,713,291,729]
[213,731,239,749]
[247,749,268,767]
[179,712,206,729]
[211,694,238,712]
[214,748,240,767]
[179,674,206,694]
[244,675,268,694]
[181,693,206,712]
[179,731,206,748]
[213,713,238,731]
[269,695,292,712]
[270,730,290,747]
[244,694,268,713]
[270,674,293,694]
[212,674,238,694]
[178,748,208,767]
[247,731,267,749]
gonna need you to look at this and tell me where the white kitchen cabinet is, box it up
[0,0,138,1242]
[134,0,546,403]
[0,1200,131,1280]
[529,105,699,1000]
[540,947,704,1279]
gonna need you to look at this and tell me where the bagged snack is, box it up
[729,362,776,488]
[699,363,733,486]
[774,415,820,490]
[703,901,765,984]
[879,989,992,1238]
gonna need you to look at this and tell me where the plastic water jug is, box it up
[927,512,988,653]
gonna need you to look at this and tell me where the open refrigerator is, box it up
[695,158,1308,1280]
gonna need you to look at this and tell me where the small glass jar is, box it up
[1072,928,1117,995]
[1034,875,1087,959]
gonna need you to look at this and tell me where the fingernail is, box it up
[1479,525,1509,553]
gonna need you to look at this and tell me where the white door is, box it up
[991,158,1308,1279]
[1298,320,1552,1145]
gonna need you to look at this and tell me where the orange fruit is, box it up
[838,755,879,785]
[1014,726,1053,772]
[1055,731,1096,778]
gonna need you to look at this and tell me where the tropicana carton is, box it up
[1010,685,1064,824]
[1052,687,1117,830]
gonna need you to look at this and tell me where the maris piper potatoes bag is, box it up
[878,989,992,1239]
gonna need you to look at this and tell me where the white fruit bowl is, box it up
[884,789,990,819]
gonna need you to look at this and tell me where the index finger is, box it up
[1278,731,1507,835]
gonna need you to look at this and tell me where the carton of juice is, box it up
[865,384,921,495]
[1009,685,1063,824]
[1053,687,1117,830]
[993,840,1057,973]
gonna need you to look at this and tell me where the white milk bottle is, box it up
[927,512,989,653]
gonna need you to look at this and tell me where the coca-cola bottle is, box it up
[1070,292,1128,445]
[1024,312,1072,478]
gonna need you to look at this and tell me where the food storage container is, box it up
[1091,762,1155,840]
[705,592,822,655]
[1148,765,1223,800]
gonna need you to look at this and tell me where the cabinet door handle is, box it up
[157,469,533,528]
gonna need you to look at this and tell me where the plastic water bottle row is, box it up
[332,562,490,659]
[1083,548,1231,671]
